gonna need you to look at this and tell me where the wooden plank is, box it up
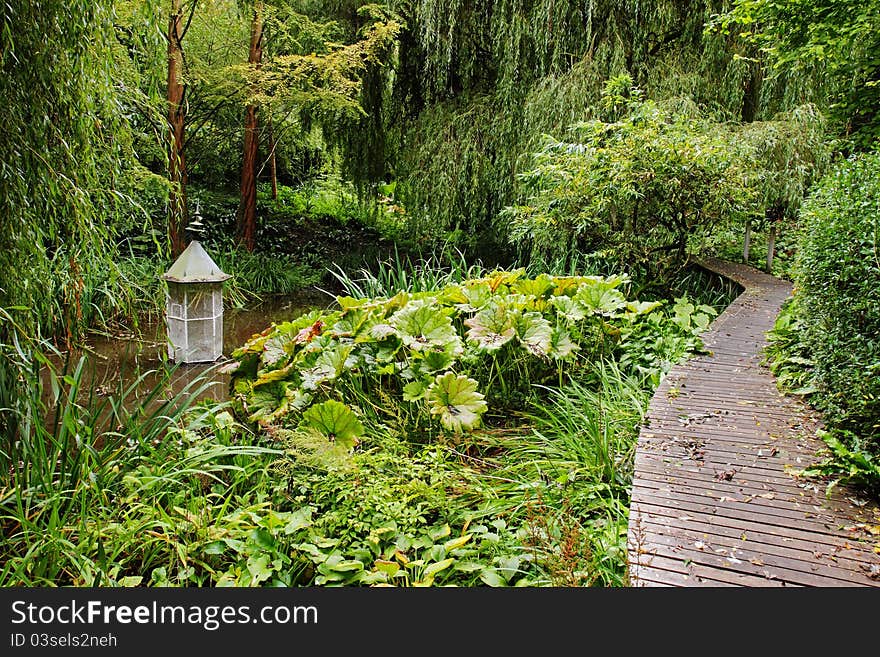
[628,553,794,587]
[631,469,866,517]
[632,474,861,525]
[633,523,877,580]
[627,258,880,587]
[634,455,816,489]
[631,499,878,561]
[630,484,865,537]
[635,530,872,586]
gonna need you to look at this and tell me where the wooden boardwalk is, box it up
[626,256,880,586]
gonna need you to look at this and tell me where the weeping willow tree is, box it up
[0,0,136,341]
[351,0,827,254]
[0,1,138,449]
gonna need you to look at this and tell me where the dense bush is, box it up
[500,87,757,286]
[227,269,714,439]
[786,151,880,490]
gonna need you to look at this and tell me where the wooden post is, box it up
[743,220,751,264]
[766,223,776,272]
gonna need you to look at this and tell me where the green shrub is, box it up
[791,151,880,481]
[227,269,709,439]
[500,86,757,283]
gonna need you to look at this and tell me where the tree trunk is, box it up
[167,0,188,258]
[235,4,264,252]
[741,59,763,123]
[268,117,278,200]
[743,220,751,264]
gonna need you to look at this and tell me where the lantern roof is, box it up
[161,241,231,283]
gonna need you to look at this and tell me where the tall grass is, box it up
[327,243,485,299]
[0,322,279,586]
[439,361,651,586]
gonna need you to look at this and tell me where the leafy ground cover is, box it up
[0,265,721,586]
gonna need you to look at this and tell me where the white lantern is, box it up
[161,241,231,363]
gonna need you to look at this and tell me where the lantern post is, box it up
[161,241,231,363]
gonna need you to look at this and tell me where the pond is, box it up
[46,288,329,414]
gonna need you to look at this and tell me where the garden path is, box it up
[626,256,880,586]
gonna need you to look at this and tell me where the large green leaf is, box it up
[574,282,627,315]
[550,295,588,322]
[425,372,488,433]
[625,300,663,316]
[516,311,553,356]
[512,274,554,298]
[548,326,580,359]
[390,299,463,353]
[299,343,354,390]
[302,400,364,449]
[464,301,516,351]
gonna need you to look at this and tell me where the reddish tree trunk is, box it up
[236,5,264,252]
[268,118,278,200]
[168,0,188,258]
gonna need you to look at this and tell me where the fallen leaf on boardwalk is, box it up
[694,541,706,550]
[759,493,776,499]
[847,497,869,507]
[727,556,742,564]
[750,558,764,566]
[719,496,739,503]
[867,526,880,536]
[714,469,736,481]
[860,564,880,580]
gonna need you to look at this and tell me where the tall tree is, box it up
[235,1,264,252]
[230,6,401,251]
[167,0,193,257]
[1,0,136,443]
[712,0,880,147]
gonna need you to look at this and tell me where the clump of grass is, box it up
[327,243,484,298]
[0,325,269,586]
[444,361,650,586]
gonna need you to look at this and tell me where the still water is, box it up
[49,289,329,411]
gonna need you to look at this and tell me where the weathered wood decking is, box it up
[626,256,880,586]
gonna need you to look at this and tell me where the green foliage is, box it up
[303,399,365,448]
[383,0,816,255]
[425,372,487,433]
[764,152,880,493]
[501,90,757,281]
[801,429,880,498]
[789,152,880,462]
[229,269,710,438]
[736,104,831,221]
[1,258,726,587]
[0,0,139,341]
[712,0,880,147]
[764,298,817,395]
